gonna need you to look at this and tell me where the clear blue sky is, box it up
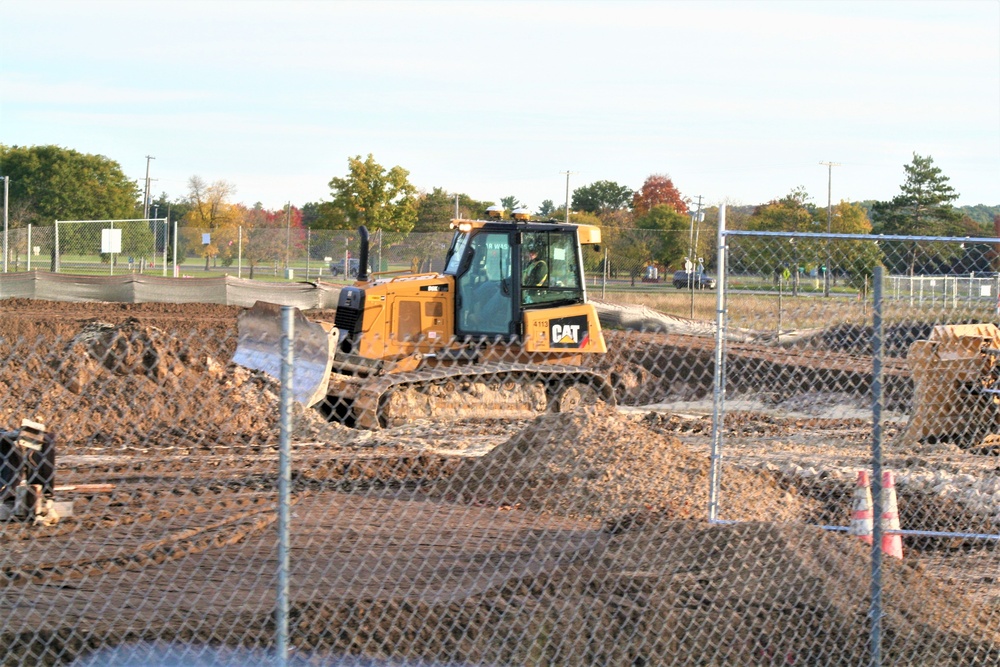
[2,0,998,213]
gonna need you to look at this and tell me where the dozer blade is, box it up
[903,323,1000,445]
[233,301,337,407]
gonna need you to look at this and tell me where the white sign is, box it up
[101,228,122,254]
[202,233,211,245]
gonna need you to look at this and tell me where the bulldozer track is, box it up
[345,363,616,429]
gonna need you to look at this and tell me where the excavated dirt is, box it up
[0,297,998,666]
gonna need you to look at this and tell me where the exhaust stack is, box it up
[356,226,370,282]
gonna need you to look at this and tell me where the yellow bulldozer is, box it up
[905,323,1000,446]
[234,212,614,428]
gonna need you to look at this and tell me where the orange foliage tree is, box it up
[632,174,688,216]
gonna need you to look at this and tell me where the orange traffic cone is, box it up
[849,471,873,545]
[880,471,903,559]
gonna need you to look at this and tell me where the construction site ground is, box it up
[0,298,998,665]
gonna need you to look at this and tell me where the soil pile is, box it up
[429,403,816,524]
[0,312,331,448]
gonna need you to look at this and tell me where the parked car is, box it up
[673,270,716,290]
[329,258,362,277]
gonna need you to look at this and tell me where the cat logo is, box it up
[550,315,590,348]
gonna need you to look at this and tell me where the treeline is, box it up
[2,144,997,280]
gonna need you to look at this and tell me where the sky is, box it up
[2,0,999,214]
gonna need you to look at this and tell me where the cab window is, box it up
[520,231,583,306]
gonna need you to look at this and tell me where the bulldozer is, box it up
[905,323,1000,446]
[234,211,614,428]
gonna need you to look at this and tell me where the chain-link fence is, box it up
[718,225,1000,665]
[1,225,55,273]
[2,217,1000,666]
[9,223,706,291]
[52,220,172,276]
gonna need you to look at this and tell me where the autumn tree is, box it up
[872,153,962,275]
[741,190,879,289]
[572,180,634,213]
[182,177,242,271]
[828,201,880,288]
[237,203,304,278]
[320,154,417,233]
[631,174,688,216]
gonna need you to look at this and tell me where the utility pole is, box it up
[284,201,291,271]
[819,161,840,297]
[454,194,460,220]
[561,171,576,224]
[143,155,156,220]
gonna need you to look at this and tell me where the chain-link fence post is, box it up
[870,264,885,667]
[276,305,294,666]
[709,204,727,522]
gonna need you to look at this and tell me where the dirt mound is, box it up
[55,317,224,393]
[129,520,992,667]
[1,315,332,448]
[601,520,1000,665]
[429,403,817,523]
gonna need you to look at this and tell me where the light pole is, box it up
[561,171,575,224]
[284,201,291,272]
[820,161,840,296]
[143,155,155,220]
[687,195,704,270]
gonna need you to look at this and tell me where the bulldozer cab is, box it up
[447,221,589,340]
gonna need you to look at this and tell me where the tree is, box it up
[748,188,815,233]
[408,188,488,273]
[537,200,556,217]
[0,144,140,226]
[182,176,242,270]
[326,154,417,233]
[238,203,304,278]
[413,188,492,232]
[828,201,880,289]
[743,188,817,285]
[632,174,688,216]
[500,195,522,213]
[572,180,634,213]
[633,204,689,277]
[871,153,962,275]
